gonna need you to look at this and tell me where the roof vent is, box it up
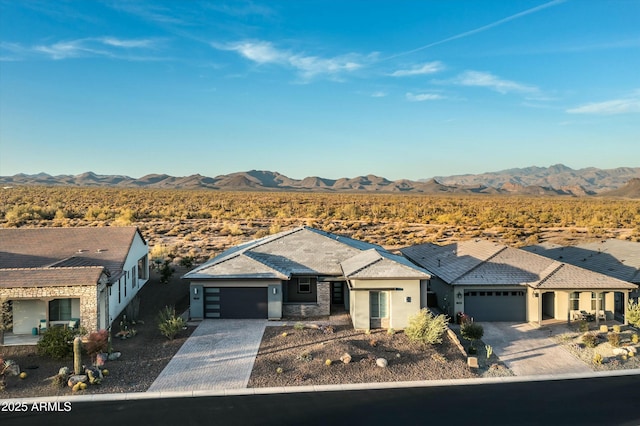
[96,248,107,253]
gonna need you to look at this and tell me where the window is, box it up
[49,299,72,321]
[570,292,579,310]
[132,266,137,289]
[298,277,311,294]
[138,255,148,280]
[591,292,604,311]
[370,291,388,319]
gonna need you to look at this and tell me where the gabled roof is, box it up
[341,249,431,279]
[523,239,640,284]
[184,227,429,281]
[0,226,146,286]
[401,239,636,290]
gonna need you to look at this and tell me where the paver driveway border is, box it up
[481,322,592,376]
[147,319,267,392]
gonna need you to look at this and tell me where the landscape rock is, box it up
[627,346,637,354]
[107,352,121,361]
[612,348,628,356]
[467,357,479,368]
[96,353,107,367]
[58,367,70,377]
[340,353,352,364]
[376,358,388,368]
[67,375,88,387]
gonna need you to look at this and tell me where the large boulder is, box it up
[67,375,88,387]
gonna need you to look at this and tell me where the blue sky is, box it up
[1,0,638,180]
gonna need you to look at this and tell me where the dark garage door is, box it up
[464,290,526,322]
[204,287,268,319]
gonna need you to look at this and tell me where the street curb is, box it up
[3,368,639,404]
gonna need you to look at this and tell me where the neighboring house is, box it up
[183,226,430,330]
[523,239,640,318]
[0,227,149,337]
[401,239,636,325]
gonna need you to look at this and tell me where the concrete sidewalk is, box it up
[481,322,591,376]
[147,319,267,392]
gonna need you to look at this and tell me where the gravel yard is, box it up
[247,323,510,388]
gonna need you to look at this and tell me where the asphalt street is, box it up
[3,375,640,426]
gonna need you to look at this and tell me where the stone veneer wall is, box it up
[1,285,100,333]
[282,281,330,317]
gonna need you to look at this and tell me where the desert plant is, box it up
[84,329,108,364]
[276,367,283,374]
[578,320,589,332]
[325,359,332,366]
[387,328,396,336]
[485,344,493,359]
[627,300,640,328]
[159,260,175,285]
[405,308,448,345]
[582,333,598,348]
[632,333,639,344]
[73,337,82,375]
[608,332,621,348]
[157,305,186,340]
[461,321,484,352]
[281,332,288,337]
[613,324,621,333]
[294,322,305,331]
[36,326,80,360]
[50,373,67,389]
[593,353,603,365]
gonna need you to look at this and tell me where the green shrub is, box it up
[36,326,81,360]
[632,333,639,344]
[612,325,621,333]
[461,322,484,342]
[157,306,186,340]
[294,322,305,330]
[404,309,448,345]
[578,321,589,332]
[608,332,620,348]
[582,333,598,348]
[627,300,640,328]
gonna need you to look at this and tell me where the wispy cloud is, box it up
[406,92,445,102]
[390,61,444,77]
[454,70,538,94]
[567,93,640,115]
[385,0,565,60]
[105,2,187,25]
[2,37,163,61]
[202,2,276,18]
[214,40,375,79]
[371,91,387,98]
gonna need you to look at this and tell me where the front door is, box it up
[331,282,344,304]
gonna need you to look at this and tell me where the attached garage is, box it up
[204,287,268,319]
[464,289,526,322]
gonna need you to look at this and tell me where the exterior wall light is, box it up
[457,291,462,300]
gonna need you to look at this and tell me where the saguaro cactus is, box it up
[73,337,82,375]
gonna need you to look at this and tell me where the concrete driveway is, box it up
[481,322,591,376]
[148,319,267,393]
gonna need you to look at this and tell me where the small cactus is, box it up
[593,353,603,365]
[485,344,493,359]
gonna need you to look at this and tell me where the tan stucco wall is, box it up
[527,287,539,323]
[349,279,421,330]
[527,289,620,323]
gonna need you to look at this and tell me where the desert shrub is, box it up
[582,333,598,348]
[577,320,590,332]
[159,260,175,285]
[613,325,621,333]
[632,333,639,344]
[294,322,305,331]
[461,322,484,343]
[608,332,620,348]
[157,306,186,340]
[627,300,640,328]
[84,329,109,361]
[36,326,80,360]
[593,353,603,365]
[405,308,448,345]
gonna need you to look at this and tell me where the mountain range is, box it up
[1,165,639,197]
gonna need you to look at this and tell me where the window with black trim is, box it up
[298,277,311,293]
[49,299,72,321]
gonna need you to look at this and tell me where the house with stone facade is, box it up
[401,239,637,326]
[184,226,431,330]
[0,227,149,339]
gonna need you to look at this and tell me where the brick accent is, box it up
[282,281,330,317]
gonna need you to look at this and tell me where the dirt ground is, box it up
[248,324,480,388]
[0,267,193,398]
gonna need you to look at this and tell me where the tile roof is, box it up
[523,239,640,283]
[0,226,144,286]
[401,239,636,290]
[341,249,431,279]
[184,227,428,281]
[0,267,106,288]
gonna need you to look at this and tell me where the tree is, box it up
[461,321,484,354]
[159,260,174,285]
